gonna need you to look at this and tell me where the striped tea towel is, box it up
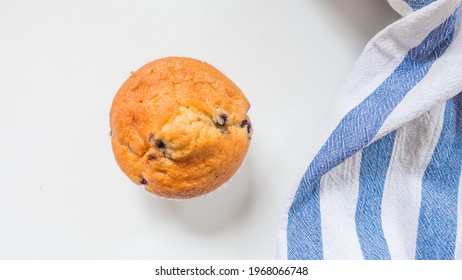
[279,0,462,260]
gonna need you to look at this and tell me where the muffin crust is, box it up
[110,57,252,198]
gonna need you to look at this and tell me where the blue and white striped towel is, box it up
[279,0,462,260]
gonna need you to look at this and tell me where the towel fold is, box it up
[279,0,462,260]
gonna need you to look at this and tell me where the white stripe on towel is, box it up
[381,103,446,259]
[373,7,462,142]
[320,152,363,259]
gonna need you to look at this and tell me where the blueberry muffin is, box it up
[110,57,252,199]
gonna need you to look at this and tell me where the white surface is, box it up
[0,0,399,259]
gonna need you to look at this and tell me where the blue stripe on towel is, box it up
[356,131,396,260]
[286,179,322,259]
[287,10,458,260]
[416,93,462,260]
[405,0,437,10]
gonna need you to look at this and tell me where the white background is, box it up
[0,0,399,259]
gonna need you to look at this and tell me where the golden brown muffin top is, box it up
[110,57,252,198]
